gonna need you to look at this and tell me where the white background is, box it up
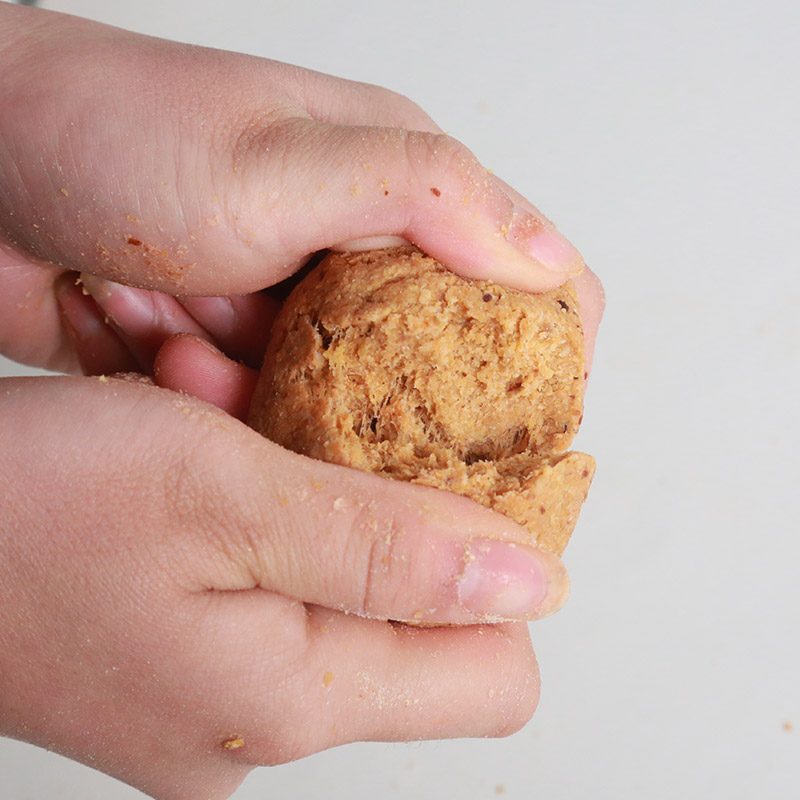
[1,0,798,798]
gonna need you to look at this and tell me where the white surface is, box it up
[2,0,799,798]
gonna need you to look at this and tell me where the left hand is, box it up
[0,4,601,378]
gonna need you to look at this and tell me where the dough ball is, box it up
[249,246,594,555]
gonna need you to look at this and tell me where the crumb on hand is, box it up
[221,736,245,750]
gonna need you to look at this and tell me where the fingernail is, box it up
[457,539,569,620]
[507,208,585,276]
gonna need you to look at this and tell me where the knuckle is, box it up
[213,100,297,167]
[374,87,437,130]
[403,131,485,191]
[358,509,418,618]
[212,112,317,254]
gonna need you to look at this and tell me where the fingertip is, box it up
[453,539,570,624]
[393,131,584,292]
[154,334,259,421]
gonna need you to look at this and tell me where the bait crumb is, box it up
[249,247,594,557]
[323,671,335,687]
[222,736,245,750]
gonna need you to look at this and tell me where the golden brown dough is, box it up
[248,246,594,556]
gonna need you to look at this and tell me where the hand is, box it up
[0,3,598,378]
[0,7,603,799]
[0,375,567,800]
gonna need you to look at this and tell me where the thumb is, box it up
[187,407,571,625]
[1,12,583,297]
[225,118,585,293]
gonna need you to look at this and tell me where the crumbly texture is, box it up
[249,246,594,555]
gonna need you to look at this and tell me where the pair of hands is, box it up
[0,6,603,800]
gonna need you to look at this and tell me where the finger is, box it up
[485,172,549,223]
[81,275,278,372]
[54,274,139,375]
[154,334,258,422]
[173,408,571,625]
[204,601,539,761]
[2,17,583,297]
[224,119,586,294]
[250,70,574,293]
[0,241,80,373]
[304,612,539,745]
[79,274,215,373]
[179,293,280,368]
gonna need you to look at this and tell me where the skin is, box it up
[0,6,604,800]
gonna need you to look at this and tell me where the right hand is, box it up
[0,375,568,800]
